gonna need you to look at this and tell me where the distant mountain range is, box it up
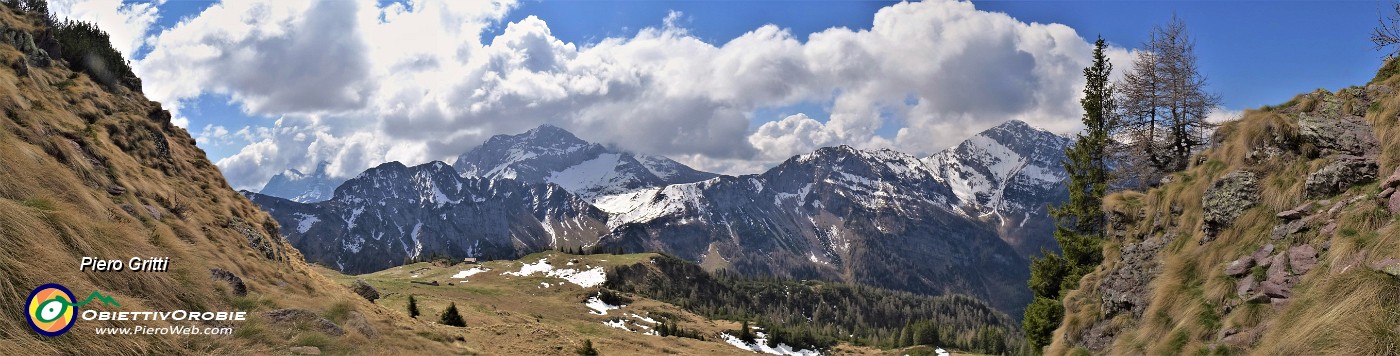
[453,124,717,200]
[244,120,1071,314]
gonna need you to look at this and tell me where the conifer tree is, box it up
[407,295,420,319]
[1024,35,1115,353]
[439,302,466,327]
[739,320,755,343]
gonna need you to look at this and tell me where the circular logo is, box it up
[26,283,76,337]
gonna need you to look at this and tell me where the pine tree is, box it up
[1024,35,1115,353]
[407,295,420,318]
[439,302,466,327]
[899,321,914,347]
[739,320,755,343]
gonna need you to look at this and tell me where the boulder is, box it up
[1269,217,1310,240]
[1371,258,1400,277]
[351,279,380,302]
[1382,166,1400,190]
[144,205,162,221]
[1381,187,1396,200]
[1202,171,1260,242]
[1251,244,1276,266]
[264,309,345,336]
[1276,203,1313,220]
[1236,277,1259,298]
[1246,293,1271,304]
[1260,281,1292,299]
[1305,156,1378,199]
[1298,114,1380,157]
[345,311,378,339]
[1320,221,1339,236]
[1266,253,1290,285]
[209,268,247,296]
[1225,257,1255,277]
[1288,245,1319,275]
[1390,193,1400,215]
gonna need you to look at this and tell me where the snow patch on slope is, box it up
[720,331,822,356]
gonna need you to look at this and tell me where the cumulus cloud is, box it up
[134,0,1121,190]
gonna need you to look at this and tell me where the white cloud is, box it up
[134,0,1117,190]
[1206,106,1242,124]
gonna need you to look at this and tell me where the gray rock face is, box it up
[245,161,610,274]
[1304,155,1378,199]
[259,161,343,203]
[454,125,717,201]
[1202,171,1260,242]
[922,120,1072,257]
[1099,235,1169,319]
[1298,114,1379,157]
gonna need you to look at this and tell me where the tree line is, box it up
[605,254,1023,353]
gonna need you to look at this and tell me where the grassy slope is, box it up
[0,8,467,354]
[317,250,995,356]
[1048,61,1400,355]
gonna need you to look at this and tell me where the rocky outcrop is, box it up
[210,268,247,297]
[1304,155,1378,199]
[1099,235,1170,321]
[1225,243,1318,305]
[1202,171,1260,242]
[1295,88,1379,157]
[351,279,380,303]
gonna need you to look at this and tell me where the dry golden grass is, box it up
[0,9,474,354]
[1048,59,1400,355]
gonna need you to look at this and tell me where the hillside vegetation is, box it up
[0,4,472,353]
[1047,59,1400,355]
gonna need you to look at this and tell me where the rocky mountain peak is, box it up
[923,120,1072,256]
[455,125,716,200]
[260,160,342,203]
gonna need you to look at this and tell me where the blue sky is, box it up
[61,0,1395,189]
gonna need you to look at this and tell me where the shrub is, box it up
[576,339,599,356]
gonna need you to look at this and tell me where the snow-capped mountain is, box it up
[598,146,1030,313]
[258,161,343,203]
[923,120,1072,256]
[454,124,717,200]
[247,123,1073,314]
[243,161,608,274]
